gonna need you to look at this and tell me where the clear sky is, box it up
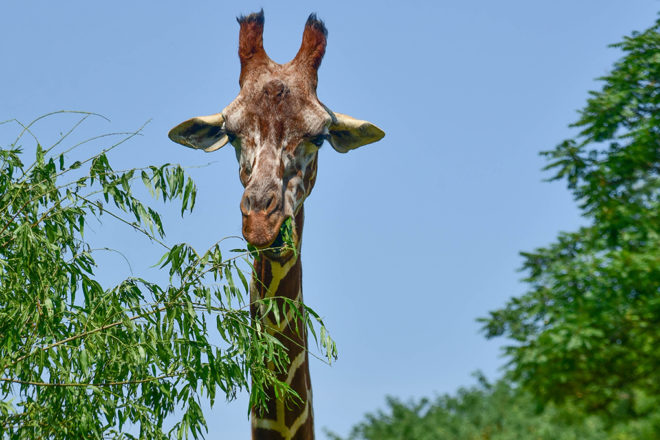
[2,0,659,438]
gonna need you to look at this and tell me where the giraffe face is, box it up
[222,73,330,254]
[168,11,385,259]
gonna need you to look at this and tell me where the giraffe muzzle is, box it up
[242,211,285,248]
[240,189,287,248]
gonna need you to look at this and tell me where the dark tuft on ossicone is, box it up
[237,9,265,25]
[306,13,328,37]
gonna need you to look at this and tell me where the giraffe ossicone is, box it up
[169,10,384,440]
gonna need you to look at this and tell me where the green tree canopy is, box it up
[481,16,660,417]
[0,112,335,439]
[329,375,660,440]
[330,14,660,440]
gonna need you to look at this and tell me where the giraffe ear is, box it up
[168,113,229,152]
[327,112,385,153]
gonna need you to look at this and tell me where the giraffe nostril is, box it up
[241,194,251,214]
[266,193,277,214]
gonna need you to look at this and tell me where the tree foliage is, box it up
[480,17,660,417]
[328,376,660,440]
[0,112,335,439]
[330,14,660,440]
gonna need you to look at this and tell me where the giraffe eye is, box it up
[310,134,328,147]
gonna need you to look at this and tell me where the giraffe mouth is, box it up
[262,217,296,259]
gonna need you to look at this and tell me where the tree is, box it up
[0,112,334,439]
[327,375,660,440]
[481,16,660,417]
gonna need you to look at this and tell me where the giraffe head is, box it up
[169,10,384,259]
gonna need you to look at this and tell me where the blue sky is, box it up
[2,1,659,438]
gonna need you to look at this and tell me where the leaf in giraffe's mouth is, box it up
[271,217,294,251]
[247,218,296,260]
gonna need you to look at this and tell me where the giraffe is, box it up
[168,10,384,439]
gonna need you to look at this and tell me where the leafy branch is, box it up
[0,112,336,440]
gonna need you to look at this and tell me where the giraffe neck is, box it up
[250,208,314,440]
